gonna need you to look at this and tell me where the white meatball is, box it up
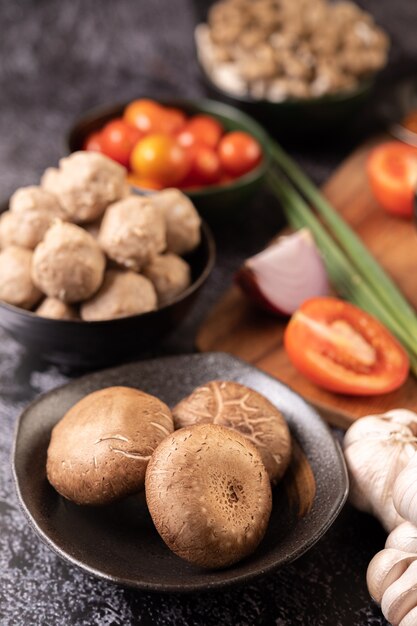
[0,246,42,309]
[0,209,57,250]
[98,196,166,271]
[80,270,157,321]
[36,298,79,320]
[41,152,128,223]
[32,222,105,302]
[143,253,191,307]
[10,186,65,217]
[150,189,201,255]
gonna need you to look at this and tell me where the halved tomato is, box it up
[367,141,417,218]
[284,297,409,395]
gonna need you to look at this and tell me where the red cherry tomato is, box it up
[367,141,417,218]
[84,132,106,153]
[218,131,263,177]
[163,108,187,135]
[186,144,222,185]
[100,119,143,168]
[284,297,409,395]
[124,99,168,134]
[177,115,223,149]
[130,134,190,187]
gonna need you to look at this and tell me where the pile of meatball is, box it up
[0,152,201,321]
[196,0,390,101]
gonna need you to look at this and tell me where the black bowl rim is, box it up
[67,97,270,199]
[0,220,216,327]
[194,25,378,108]
[12,352,349,593]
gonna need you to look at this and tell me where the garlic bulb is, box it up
[386,522,417,553]
[343,410,417,531]
[367,548,417,604]
[394,454,417,527]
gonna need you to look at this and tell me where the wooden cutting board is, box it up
[196,137,417,430]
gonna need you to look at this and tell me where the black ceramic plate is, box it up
[13,353,348,592]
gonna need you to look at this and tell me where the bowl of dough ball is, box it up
[68,98,269,222]
[0,152,215,369]
[195,0,390,134]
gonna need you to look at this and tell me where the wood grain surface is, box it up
[196,137,417,429]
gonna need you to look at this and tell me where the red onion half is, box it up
[235,229,329,316]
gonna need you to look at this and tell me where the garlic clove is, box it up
[384,410,417,435]
[387,522,417,553]
[367,548,417,604]
[393,455,417,526]
[399,605,417,626]
[381,559,417,625]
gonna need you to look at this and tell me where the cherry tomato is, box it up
[186,144,222,185]
[124,99,168,134]
[367,141,417,218]
[284,297,409,395]
[163,107,187,135]
[100,119,143,168]
[84,131,106,153]
[177,115,223,149]
[130,134,190,186]
[218,131,263,177]
[126,173,163,190]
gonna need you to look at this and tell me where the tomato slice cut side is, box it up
[284,297,409,395]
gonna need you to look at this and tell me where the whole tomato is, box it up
[124,99,168,134]
[130,134,190,186]
[185,144,222,185]
[126,173,163,190]
[218,131,263,177]
[177,114,223,149]
[100,119,142,168]
[84,131,106,153]
[163,107,187,135]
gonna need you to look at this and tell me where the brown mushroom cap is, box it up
[31,221,106,302]
[173,381,291,483]
[80,269,157,321]
[145,423,272,569]
[47,386,174,506]
[36,297,79,320]
[0,246,42,309]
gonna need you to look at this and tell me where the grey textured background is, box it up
[1,0,416,624]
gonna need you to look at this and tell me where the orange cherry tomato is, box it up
[84,131,106,153]
[367,142,417,218]
[284,297,409,395]
[218,131,263,177]
[100,119,143,168]
[177,115,223,149]
[130,134,190,186]
[124,99,168,134]
[126,173,163,190]
[185,144,222,185]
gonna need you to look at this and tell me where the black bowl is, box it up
[67,98,270,222]
[379,76,417,146]
[0,213,215,370]
[13,353,348,592]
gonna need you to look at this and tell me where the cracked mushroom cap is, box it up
[173,381,291,483]
[80,269,157,321]
[32,222,106,303]
[41,151,128,223]
[0,246,42,309]
[98,196,166,271]
[46,386,174,506]
[145,423,272,569]
[142,253,191,307]
[150,189,201,256]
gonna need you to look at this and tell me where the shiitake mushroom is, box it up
[145,423,272,569]
[46,386,174,506]
[173,380,292,483]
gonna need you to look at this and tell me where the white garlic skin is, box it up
[367,548,417,604]
[343,412,417,531]
[394,455,417,527]
[386,522,417,554]
[381,559,417,625]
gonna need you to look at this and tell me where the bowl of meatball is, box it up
[0,152,215,369]
[195,0,390,135]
